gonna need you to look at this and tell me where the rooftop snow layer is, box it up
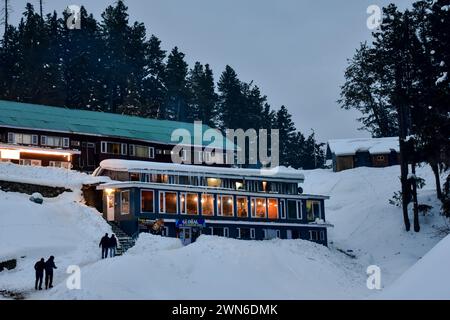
[96,159,305,182]
[327,137,399,156]
[0,100,234,150]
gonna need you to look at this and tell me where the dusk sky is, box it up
[4,0,412,142]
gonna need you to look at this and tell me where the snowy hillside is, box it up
[0,163,448,299]
[301,165,448,289]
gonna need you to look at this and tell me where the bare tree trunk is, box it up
[411,163,420,232]
[431,162,442,200]
[4,0,8,37]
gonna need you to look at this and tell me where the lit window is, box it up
[207,178,222,188]
[251,198,266,218]
[237,197,248,218]
[121,191,130,215]
[201,194,214,216]
[306,200,321,222]
[181,193,199,215]
[218,195,234,217]
[141,190,154,213]
[159,191,178,214]
[130,145,155,159]
[268,199,278,220]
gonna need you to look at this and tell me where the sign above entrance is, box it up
[176,218,206,228]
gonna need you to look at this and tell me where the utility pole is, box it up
[39,0,43,18]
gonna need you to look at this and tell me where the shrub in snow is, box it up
[29,192,44,204]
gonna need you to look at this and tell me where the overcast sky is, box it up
[4,0,413,142]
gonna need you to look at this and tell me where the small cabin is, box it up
[326,137,400,172]
[93,160,331,246]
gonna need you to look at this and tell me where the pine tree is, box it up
[162,46,190,121]
[217,65,245,130]
[188,62,218,127]
[100,0,131,113]
[275,105,297,167]
[61,6,105,111]
[339,42,398,137]
[141,34,166,118]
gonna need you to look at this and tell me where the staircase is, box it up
[107,222,137,256]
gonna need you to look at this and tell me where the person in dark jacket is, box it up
[44,256,57,289]
[99,233,109,259]
[109,234,118,258]
[34,258,45,290]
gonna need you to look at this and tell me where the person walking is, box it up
[44,256,57,289]
[99,233,109,259]
[109,234,118,258]
[34,258,45,290]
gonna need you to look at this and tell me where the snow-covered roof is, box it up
[95,159,305,182]
[327,137,399,156]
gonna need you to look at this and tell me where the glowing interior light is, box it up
[227,199,233,204]
[105,188,115,195]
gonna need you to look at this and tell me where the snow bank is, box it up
[377,235,450,299]
[0,162,109,189]
[43,235,366,300]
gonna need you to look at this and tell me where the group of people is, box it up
[99,233,118,259]
[34,256,57,290]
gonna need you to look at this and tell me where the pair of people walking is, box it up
[34,256,57,290]
[99,233,118,259]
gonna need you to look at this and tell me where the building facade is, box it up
[0,100,230,172]
[94,160,331,246]
[326,137,400,172]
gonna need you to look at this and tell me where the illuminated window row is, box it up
[138,189,322,222]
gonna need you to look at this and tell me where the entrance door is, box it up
[286,230,293,240]
[179,227,192,245]
[106,194,115,221]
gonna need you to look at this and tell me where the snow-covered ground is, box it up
[301,165,448,289]
[0,162,448,299]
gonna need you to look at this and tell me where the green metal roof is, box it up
[0,100,233,149]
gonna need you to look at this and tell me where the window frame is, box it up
[120,190,130,215]
[201,194,215,216]
[236,196,249,218]
[279,199,286,219]
[217,195,235,217]
[267,198,279,220]
[287,199,302,220]
[159,191,178,214]
[306,200,322,222]
[63,137,70,148]
[251,197,267,219]
[140,189,155,214]
[180,192,199,215]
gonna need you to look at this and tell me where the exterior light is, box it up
[105,188,115,195]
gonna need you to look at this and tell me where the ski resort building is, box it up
[94,160,331,246]
[0,100,231,172]
[326,137,400,172]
